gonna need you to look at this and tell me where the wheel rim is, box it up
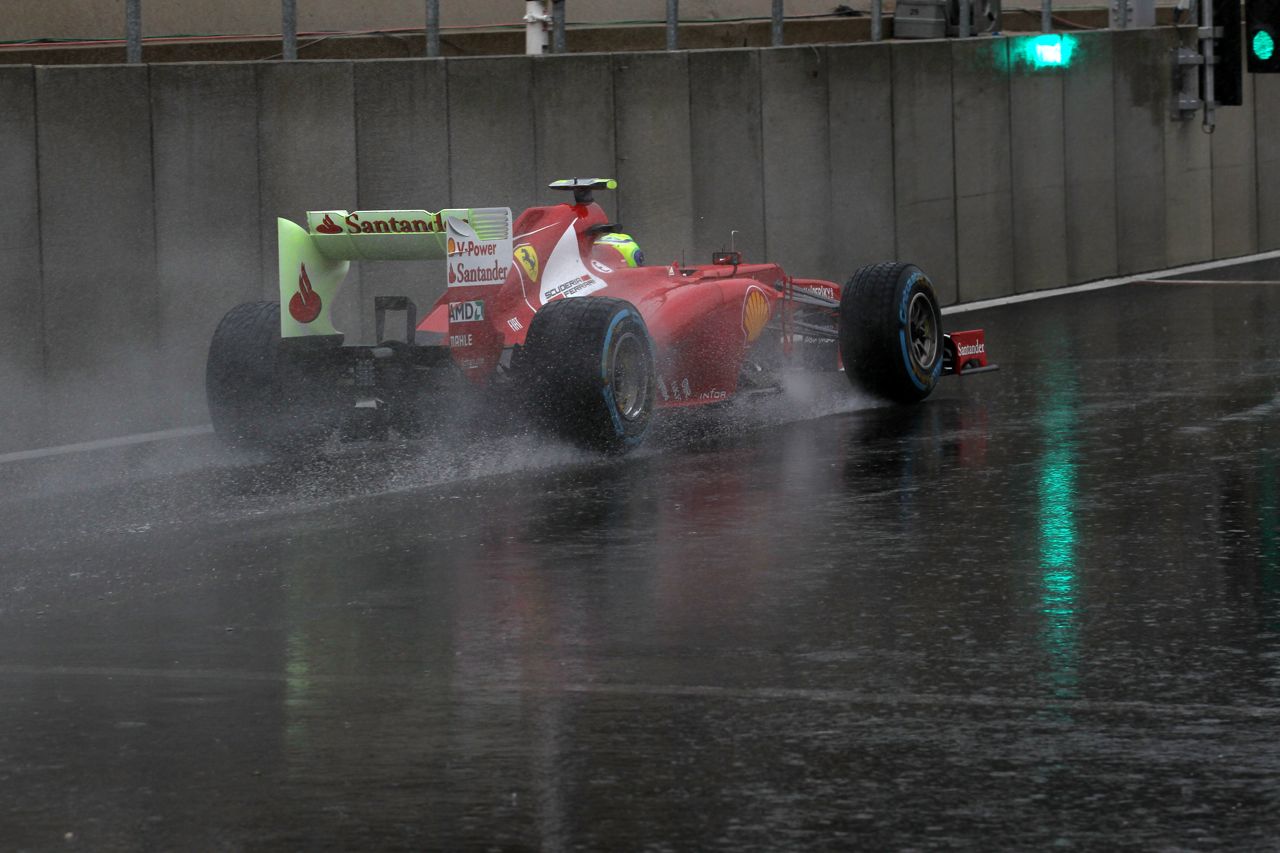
[610,331,650,421]
[907,291,939,369]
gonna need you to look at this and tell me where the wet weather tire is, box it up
[521,297,656,453]
[205,301,337,453]
[839,262,943,404]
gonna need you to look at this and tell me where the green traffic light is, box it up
[1255,29,1276,61]
[1010,34,1077,70]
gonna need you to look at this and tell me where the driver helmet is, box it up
[592,232,645,268]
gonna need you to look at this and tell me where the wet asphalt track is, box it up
[2,266,1279,850]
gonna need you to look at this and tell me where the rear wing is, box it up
[278,207,513,338]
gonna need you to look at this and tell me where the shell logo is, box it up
[447,237,458,255]
[742,287,770,342]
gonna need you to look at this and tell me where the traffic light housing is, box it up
[1248,0,1280,72]
[1216,0,1244,105]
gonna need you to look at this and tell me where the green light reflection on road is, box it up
[1038,375,1080,700]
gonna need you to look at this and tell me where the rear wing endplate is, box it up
[278,207,512,338]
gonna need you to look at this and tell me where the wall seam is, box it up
[1210,77,1220,258]
[30,66,50,439]
[1003,51,1019,296]
[145,64,162,368]
[251,65,263,303]
[686,50,697,264]
[351,61,367,339]
[353,63,364,209]
[952,47,962,306]
[820,45,834,281]
[889,45,900,262]
[529,56,541,210]
[1156,37,1169,273]
[1056,70,1067,288]
[1009,48,1022,293]
[610,53,623,227]
[1250,72,1259,252]
[1258,76,1266,249]
[255,63,267,296]
[949,45,962,304]
[1111,34,1123,276]
[685,51,694,262]
[601,53,618,224]
[756,49,769,264]
[1108,35,1119,276]
[443,57,453,207]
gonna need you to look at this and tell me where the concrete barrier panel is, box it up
[152,63,262,425]
[828,43,894,278]
[1163,112,1213,267]
[258,62,361,337]
[0,67,44,452]
[612,52,694,267]
[1211,71,1259,259]
[1063,31,1117,285]
[1008,39,1068,294]
[892,41,957,304]
[354,59,451,340]
[1163,28,1213,268]
[36,65,158,444]
[953,39,1014,301]
[690,49,765,264]
[761,47,831,280]
[533,54,617,222]
[1258,75,1280,252]
[1112,29,1168,275]
[448,56,538,224]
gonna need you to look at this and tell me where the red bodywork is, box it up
[417,197,991,405]
[945,329,991,374]
[418,198,816,409]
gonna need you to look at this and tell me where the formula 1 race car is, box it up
[206,179,994,455]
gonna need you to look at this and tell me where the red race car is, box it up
[206,179,994,454]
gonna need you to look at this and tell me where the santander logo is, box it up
[315,214,342,235]
[289,263,322,324]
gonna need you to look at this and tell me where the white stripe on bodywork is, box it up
[538,224,607,305]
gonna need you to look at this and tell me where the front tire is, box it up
[839,262,943,403]
[521,297,656,453]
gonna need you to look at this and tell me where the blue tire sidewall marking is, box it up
[600,308,651,443]
[897,270,940,391]
[898,271,922,323]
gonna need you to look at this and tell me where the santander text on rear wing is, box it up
[277,207,513,338]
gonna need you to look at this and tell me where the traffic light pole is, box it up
[1173,0,1222,132]
[1204,0,1218,131]
[126,0,141,63]
[426,0,440,57]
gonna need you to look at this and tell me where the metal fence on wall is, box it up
[120,0,892,63]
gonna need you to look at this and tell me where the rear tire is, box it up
[205,301,338,453]
[839,262,943,403]
[521,297,655,453]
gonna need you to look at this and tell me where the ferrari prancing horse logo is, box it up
[515,244,540,282]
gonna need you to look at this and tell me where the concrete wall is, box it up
[0,67,43,452]
[35,65,159,445]
[1,28,1277,452]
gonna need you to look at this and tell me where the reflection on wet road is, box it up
[1,280,1279,849]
